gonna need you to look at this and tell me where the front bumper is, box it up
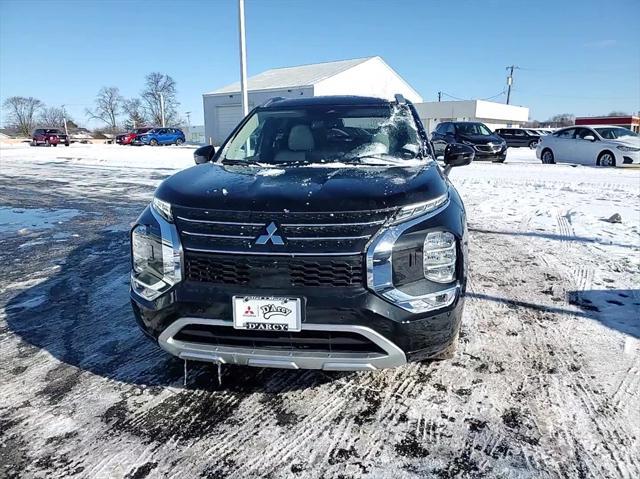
[617,149,640,165]
[131,284,464,369]
[157,317,408,370]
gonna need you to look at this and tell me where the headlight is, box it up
[367,197,459,313]
[131,223,182,301]
[388,194,448,225]
[617,145,640,152]
[423,231,456,283]
[152,197,173,222]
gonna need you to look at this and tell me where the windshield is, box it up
[219,104,425,166]
[594,127,637,139]
[455,123,493,136]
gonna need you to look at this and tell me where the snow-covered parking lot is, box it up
[1,144,639,478]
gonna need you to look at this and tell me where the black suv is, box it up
[130,95,473,371]
[432,121,507,162]
[495,128,541,149]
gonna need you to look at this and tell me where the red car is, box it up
[116,127,153,145]
[31,128,70,147]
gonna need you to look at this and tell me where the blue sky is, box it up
[1,0,638,127]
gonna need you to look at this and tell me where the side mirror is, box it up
[443,143,474,175]
[194,145,215,164]
[583,135,596,142]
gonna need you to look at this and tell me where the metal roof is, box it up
[206,57,375,95]
[260,95,391,108]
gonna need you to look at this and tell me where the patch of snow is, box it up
[0,206,80,233]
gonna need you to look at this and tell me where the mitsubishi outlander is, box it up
[130,95,474,371]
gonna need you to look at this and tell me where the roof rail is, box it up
[261,97,286,107]
[394,93,406,105]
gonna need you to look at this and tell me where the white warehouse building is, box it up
[203,56,422,145]
[415,100,529,134]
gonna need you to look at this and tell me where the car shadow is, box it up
[4,230,351,392]
[469,290,640,339]
[567,289,640,339]
[469,227,637,250]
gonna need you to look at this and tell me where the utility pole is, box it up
[505,65,520,105]
[438,91,442,102]
[238,0,249,117]
[185,111,191,128]
[61,104,69,137]
[160,93,166,127]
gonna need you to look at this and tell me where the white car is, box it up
[536,125,640,167]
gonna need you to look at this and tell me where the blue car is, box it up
[136,128,186,146]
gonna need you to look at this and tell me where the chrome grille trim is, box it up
[176,216,263,226]
[287,235,371,241]
[184,247,363,256]
[182,231,251,239]
[281,220,386,227]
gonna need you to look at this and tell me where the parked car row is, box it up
[31,129,70,147]
[430,121,638,167]
[536,125,639,167]
[117,127,186,146]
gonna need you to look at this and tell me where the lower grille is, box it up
[186,252,363,288]
[173,324,386,354]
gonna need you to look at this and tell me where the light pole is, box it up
[61,104,69,137]
[238,0,249,117]
[160,93,166,127]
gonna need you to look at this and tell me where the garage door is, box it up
[215,105,243,143]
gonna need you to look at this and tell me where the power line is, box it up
[482,90,506,101]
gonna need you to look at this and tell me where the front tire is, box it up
[175,138,184,145]
[597,150,616,167]
[149,139,158,146]
[541,148,555,164]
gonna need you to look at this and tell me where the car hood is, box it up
[607,137,640,148]
[155,161,448,212]
[458,134,504,144]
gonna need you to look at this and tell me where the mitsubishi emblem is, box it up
[255,222,284,245]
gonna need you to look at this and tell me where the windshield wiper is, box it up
[221,158,263,166]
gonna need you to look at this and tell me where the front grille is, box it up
[474,144,502,153]
[186,252,363,288]
[173,324,386,354]
[173,206,393,256]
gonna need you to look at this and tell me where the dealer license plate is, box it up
[232,296,302,332]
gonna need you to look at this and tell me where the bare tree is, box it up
[607,111,629,117]
[122,98,147,130]
[547,113,575,128]
[141,72,180,126]
[86,87,123,132]
[39,106,70,128]
[2,96,44,137]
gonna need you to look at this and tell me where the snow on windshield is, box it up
[220,103,426,167]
